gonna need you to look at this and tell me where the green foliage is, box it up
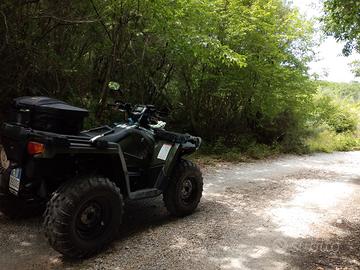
[171,0,315,143]
[312,94,358,133]
[0,0,325,156]
[313,81,360,135]
[306,81,360,153]
[307,130,360,153]
[349,61,360,78]
[323,0,360,55]
[316,81,360,102]
[195,137,281,162]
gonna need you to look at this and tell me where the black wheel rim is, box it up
[179,177,198,204]
[75,197,111,241]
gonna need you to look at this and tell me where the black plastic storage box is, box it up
[9,97,89,135]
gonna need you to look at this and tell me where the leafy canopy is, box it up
[323,0,360,55]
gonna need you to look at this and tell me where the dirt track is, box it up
[1,151,360,270]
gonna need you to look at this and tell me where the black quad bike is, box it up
[0,88,203,258]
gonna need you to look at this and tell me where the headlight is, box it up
[0,145,10,170]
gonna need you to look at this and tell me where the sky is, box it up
[292,0,360,82]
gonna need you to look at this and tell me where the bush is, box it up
[305,86,360,153]
[245,143,280,159]
[312,94,358,133]
[307,129,360,153]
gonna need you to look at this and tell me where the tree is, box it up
[0,0,315,148]
[323,0,360,55]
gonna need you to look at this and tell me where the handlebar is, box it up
[108,101,168,128]
[108,101,132,115]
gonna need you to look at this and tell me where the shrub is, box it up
[312,94,358,133]
[307,129,360,153]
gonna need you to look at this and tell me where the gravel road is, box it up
[1,151,360,270]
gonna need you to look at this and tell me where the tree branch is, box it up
[33,14,98,24]
[24,0,41,4]
[0,10,9,44]
[89,0,112,42]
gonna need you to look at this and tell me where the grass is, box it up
[190,142,282,164]
[191,130,360,165]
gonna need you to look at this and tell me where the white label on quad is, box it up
[157,144,172,161]
[9,168,22,195]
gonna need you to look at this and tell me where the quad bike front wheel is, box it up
[43,176,124,258]
[163,159,203,217]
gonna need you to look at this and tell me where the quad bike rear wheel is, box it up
[163,159,203,217]
[43,176,124,258]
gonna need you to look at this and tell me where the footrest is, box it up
[129,188,162,200]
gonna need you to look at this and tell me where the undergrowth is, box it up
[307,130,360,153]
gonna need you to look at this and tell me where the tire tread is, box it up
[163,159,203,217]
[43,176,124,258]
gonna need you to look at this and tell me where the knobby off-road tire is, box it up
[0,194,44,219]
[163,159,203,217]
[43,176,124,259]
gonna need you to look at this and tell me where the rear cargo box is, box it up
[8,97,89,135]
